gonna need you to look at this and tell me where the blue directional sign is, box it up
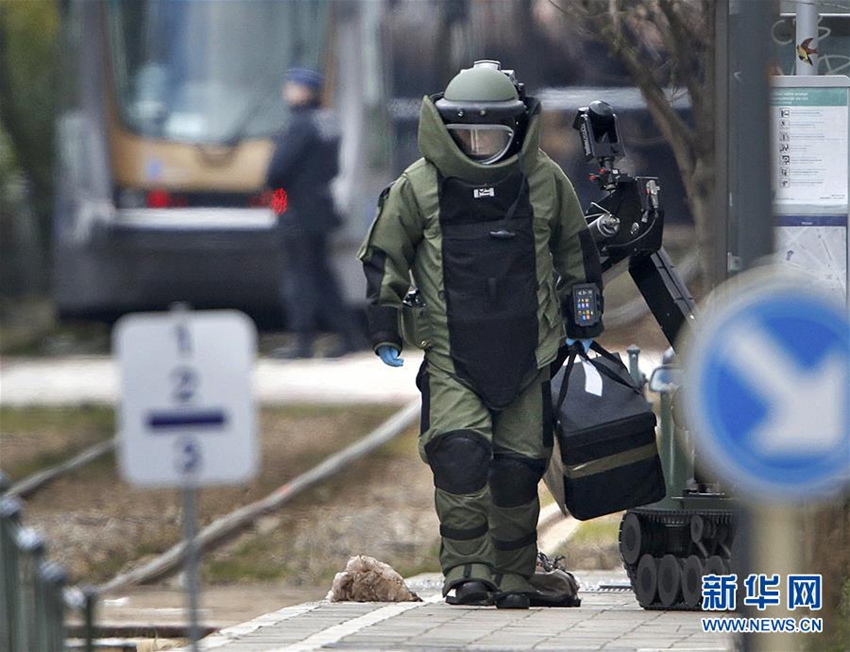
[684,271,849,501]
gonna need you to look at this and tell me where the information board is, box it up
[771,77,850,301]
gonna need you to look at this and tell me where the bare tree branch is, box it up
[546,0,717,281]
[555,1,696,177]
[659,0,707,50]
[654,0,704,112]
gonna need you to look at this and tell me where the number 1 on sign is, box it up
[175,323,192,356]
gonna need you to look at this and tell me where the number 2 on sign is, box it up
[172,366,198,402]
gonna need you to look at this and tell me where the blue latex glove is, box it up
[566,338,593,353]
[377,345,404,367]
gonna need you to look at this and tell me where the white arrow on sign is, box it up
[720,320,847,456]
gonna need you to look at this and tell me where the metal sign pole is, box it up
[732,4,785,650]
[172,301,201,649]
[115,306,258,649]
[752,504,801,651]
[182,481,200,651]
[795,2,819,76]
[735,0,775,270]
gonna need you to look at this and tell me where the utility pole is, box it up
[795,1,819,75]
[713,0,730,285]
[735,2,776,270]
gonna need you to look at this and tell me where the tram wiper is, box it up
[221,85,279,147]
[194,84,278,165]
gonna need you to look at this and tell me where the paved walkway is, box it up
[0,350,664,407]
[89,584,328,633]
[177,572,732,652]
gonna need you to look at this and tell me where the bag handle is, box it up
[588,342,643,394]
[552,340,621,376]
[549,344,571,378]
[589,358,643,395]
[553,343,641,415]
[555,350,579,413]
[589,340,623,364]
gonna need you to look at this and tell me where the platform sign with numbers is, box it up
[115,310,258,487]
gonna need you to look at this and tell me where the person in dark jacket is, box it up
[267,68,358,359]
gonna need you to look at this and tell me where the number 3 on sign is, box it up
[176,438,202,475]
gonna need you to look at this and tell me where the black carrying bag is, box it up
[550,342,666,520]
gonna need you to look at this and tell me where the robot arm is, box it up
[573,101,697,348]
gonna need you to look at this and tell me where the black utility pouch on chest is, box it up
[550,342,665,520]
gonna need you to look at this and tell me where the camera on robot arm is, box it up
[572,100,664,270]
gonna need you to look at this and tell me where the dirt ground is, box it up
[1,401,625,592]
[1,404,440,586]
[0,404,114,477]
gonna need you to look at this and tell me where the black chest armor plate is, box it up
[438,171,539,410]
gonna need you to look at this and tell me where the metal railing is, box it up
[1,471,98,652]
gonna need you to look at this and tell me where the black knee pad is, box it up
[489,453,547,508]
[425,430,491,495]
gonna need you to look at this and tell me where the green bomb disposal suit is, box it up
[358,91,603,597]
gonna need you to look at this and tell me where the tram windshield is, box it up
[106,0,331,143]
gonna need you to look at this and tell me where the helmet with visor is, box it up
[435,60,528,164]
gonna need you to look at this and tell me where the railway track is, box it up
[7,401,588,575]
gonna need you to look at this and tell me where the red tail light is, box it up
[248,189,288,213]
[271,188,288,215]
[146,189,172,208]
[145,189,188,208]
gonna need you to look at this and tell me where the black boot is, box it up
[495,592,531,609]
[447,580,492,606]
[493,573,532,609]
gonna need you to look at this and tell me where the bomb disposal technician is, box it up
[359,61,604,609]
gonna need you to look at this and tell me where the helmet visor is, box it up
[446,124,514,164]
